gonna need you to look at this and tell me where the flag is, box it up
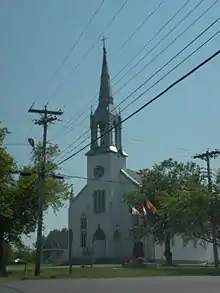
[131,206,140,216]
[140,204,147,216]
[146,200,156,214]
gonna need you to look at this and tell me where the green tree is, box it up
[10,244,35,263]
[0,125,18,275]
[0,126,70,276]
[125,158,204,265]
[19,142,70,211]
[170,168,220,248]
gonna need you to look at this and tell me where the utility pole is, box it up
[68,184,74,275]
[28,105,63,276]
[194,149,220,269]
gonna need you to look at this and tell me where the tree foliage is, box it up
[18,142,70,212]
[0,123,70,276]
[125,158,206,264]
[169,168,220,247]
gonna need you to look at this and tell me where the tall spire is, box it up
[86,41,127,158]
[99,36,113,107]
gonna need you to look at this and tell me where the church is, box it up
[67,43,214,264]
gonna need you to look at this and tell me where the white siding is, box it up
[68,149,217,263]
[155,236,211,263]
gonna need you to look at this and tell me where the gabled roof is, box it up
[42,229,68,250]
[69,185,87,204]
[120,168,142,186]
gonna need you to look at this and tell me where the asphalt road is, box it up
[1,276,220,293]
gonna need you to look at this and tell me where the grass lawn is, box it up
[1,266,220,281]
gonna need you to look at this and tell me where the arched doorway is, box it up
[133,241,144,258]
[93,224,106,258]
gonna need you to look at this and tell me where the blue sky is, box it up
[1,0,220,246]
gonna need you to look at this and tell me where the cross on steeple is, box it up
[101,36,108,51]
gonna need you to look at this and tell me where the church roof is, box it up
[121,168,142,186]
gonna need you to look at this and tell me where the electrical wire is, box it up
[50,112,89,142]
[111,0,165,59]
[118,14,220,112]
[0,144,30,147]
[46,0,106,104]
[56,131,90,162]
[54,7,220,159]
[54,0,197,140]
[113,0,207,90]
[121,26,220,113]
[53,0,180,138]
[54,42,220,167]
[53,173,211,190]
[50,0,131,102]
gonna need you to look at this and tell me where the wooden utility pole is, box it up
[28,105,63,276]
[68,185,74,275]
[194,149,220,269]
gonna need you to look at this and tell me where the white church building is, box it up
[67,43,215,264]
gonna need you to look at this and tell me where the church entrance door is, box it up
[93,240,106,258]
[133,241,144,258]
[93,224,106,258]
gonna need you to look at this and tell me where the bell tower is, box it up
[86,38,127,158]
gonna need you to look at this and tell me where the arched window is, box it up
[93,190,106,213]
[93,191,98,213]
[97,125,101,147]
[80,214,87,231]
[100,124,106,147]
[80,233,87,248]
[101,190,106,212]
[112,125,116,146]
[80,214,87,248]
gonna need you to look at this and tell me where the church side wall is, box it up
[113,172,140,258]
[155,236,212,263]
[68,180,215,263]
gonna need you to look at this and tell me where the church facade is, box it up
[68,44,214,263]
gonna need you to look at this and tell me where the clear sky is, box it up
[1,0,220,246]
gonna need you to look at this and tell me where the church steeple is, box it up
[86,39,127,158]
[99,37,113,108]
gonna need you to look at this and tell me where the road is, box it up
[1,276,220,293]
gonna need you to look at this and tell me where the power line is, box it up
[56,131,89,162]
[46,0,106,104]
[0,143,30,147]
[56,25,220,162]
[50,0,130,102]
[48,172,214,192]
[113,0,211,94]
[54,13,220,160]
[120,17,220,113]
[55,130,196,163]
[111,0,165,59]
[50,112,89,142]
[113,0,220,111]
[53,0,179,138]
[54,46,220,167]
[54,0,202,141]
